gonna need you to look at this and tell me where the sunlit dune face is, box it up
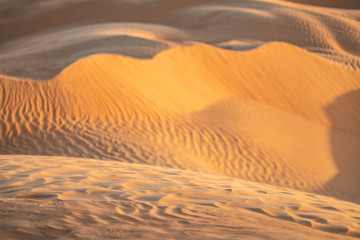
[1,43,360,202]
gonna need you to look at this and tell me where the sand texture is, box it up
[1,0,360,239]
[1,155,360,239]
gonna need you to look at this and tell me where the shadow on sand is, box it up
[323,89,360,203]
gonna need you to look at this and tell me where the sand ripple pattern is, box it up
[1,1,360,239]
[1,43,360,203]
[0,155,359,239]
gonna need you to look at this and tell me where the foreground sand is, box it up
[1,0,360,239]
[1,155,360,239]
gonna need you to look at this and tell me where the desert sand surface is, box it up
[1,155,360,239]
[1,0,360,239]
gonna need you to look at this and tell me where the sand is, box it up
[1,155,360,239]
[1,0,360,239]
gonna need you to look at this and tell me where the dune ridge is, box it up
[1,0,360,80]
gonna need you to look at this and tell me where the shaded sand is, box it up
[0,155,360,239]
[1,0,360,239]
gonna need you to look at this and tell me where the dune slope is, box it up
[1,43,360,203]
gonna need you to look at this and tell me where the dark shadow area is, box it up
[324,89,360,203]
[0,35,171,80]
[214,41,264,52]
[284,0,360,9]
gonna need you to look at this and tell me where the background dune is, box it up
[1,0,360,239]
[1,0,360,79]
[284,0,360,9]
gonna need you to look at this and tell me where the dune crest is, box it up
[2,42,360,129]
[1,0,360,80]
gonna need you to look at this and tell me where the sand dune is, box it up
[1,43,360,204]
[284,0,360,9]
[1,0,360,239]
[0,155,359,239]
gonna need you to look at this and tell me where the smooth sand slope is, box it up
[1,0,360,239]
